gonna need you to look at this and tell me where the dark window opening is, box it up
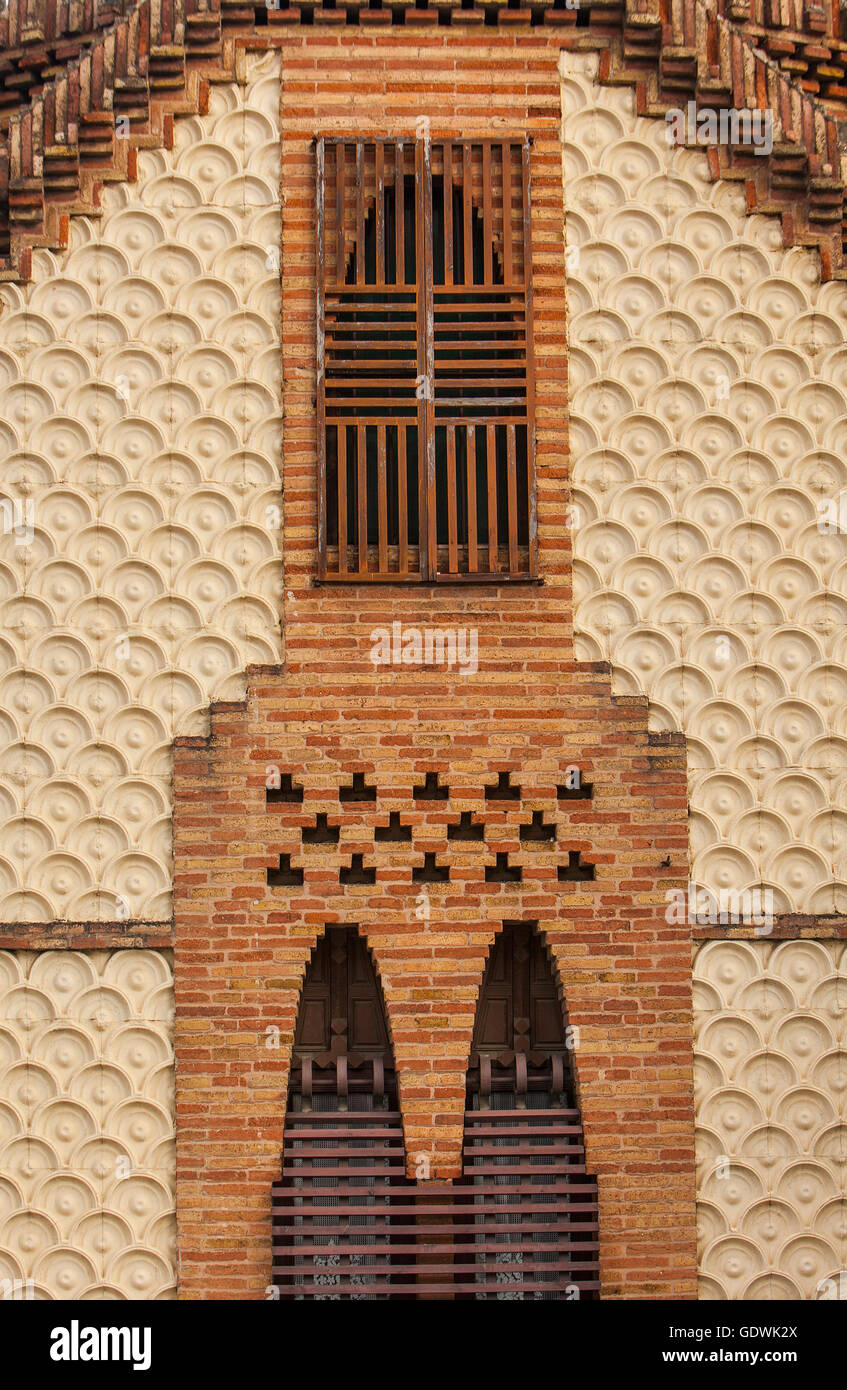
[459,923,601,1301]
[271,922,601,1300]
[285,928,395,1109]
[318,137,536,581]
[433,422,528,551]
[325,423,420,552]
[271,930,407,1300]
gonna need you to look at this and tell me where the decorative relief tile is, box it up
[0,948,175,1299]
[694,939,847,1299]
[563,52,847,913]
[0,51,282,922]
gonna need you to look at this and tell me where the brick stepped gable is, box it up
[0,0,235,271]
[0,0,135,124]
[2,0,847,280]
[708,0,847,112]
[657,0,847,115]
[606,0,847,276]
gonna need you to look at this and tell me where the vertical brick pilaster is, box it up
[173,30,698,1302]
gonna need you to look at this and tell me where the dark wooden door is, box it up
[468,921,575,1104]
[273,929,409,1298]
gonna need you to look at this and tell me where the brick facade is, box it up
[172,31,698,1301]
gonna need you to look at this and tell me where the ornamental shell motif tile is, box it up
[694,940,847,1298]
[0,948,174,1299]
[0,42,846,1303]
[0,52,282,923]
[563,52,847,914]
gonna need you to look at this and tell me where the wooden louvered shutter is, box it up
[271,928,411,1299]
[458,924,600,1300]
[316,137,536,582]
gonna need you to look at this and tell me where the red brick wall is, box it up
[279,28,576,666]
[172,30,698,1301]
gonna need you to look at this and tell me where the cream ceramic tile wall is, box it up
[562,52,847,1296]
[694,939,847,1298]
[0,52,280,1303]
[0,948,174,1298]
[563,51,847,916]
[0,50,282,923]
[2,45,847,1303]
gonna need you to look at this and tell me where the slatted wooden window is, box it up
[271,924,600,1300]
[271,928,409,1299]
[456,923,600,1300]
[316,136,536,582]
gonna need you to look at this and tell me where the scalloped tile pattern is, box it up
[694,939,847,1299]
[563,51,847,914]
[0,948,175,1299]
[0,50,282,922]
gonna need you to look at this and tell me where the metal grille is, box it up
[316,136,536,582]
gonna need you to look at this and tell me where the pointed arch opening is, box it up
[467,919,577,1106]
[271,923,600,1300]
[318,136,536,581]
[456,922,601,1300]
[286,925,397,1111]
[271,927,412,1299]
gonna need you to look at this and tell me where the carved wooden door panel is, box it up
[288,926,393,1103]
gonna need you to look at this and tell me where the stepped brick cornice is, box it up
[605,0,847,276]
[0,0,135,123]
[0,0,846,280]
[709,0,847,113]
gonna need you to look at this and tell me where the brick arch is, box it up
[542,921,698,1295]
[354,923,490,1180]
[451,918,699,1296]
[367,919,611,1183]
[462,919,585,1091]
[406,921,603,1140]
[174,690,698,1297]
[355,921,594,1181]
[401,919,592,1176]
[535,925,590,1110]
